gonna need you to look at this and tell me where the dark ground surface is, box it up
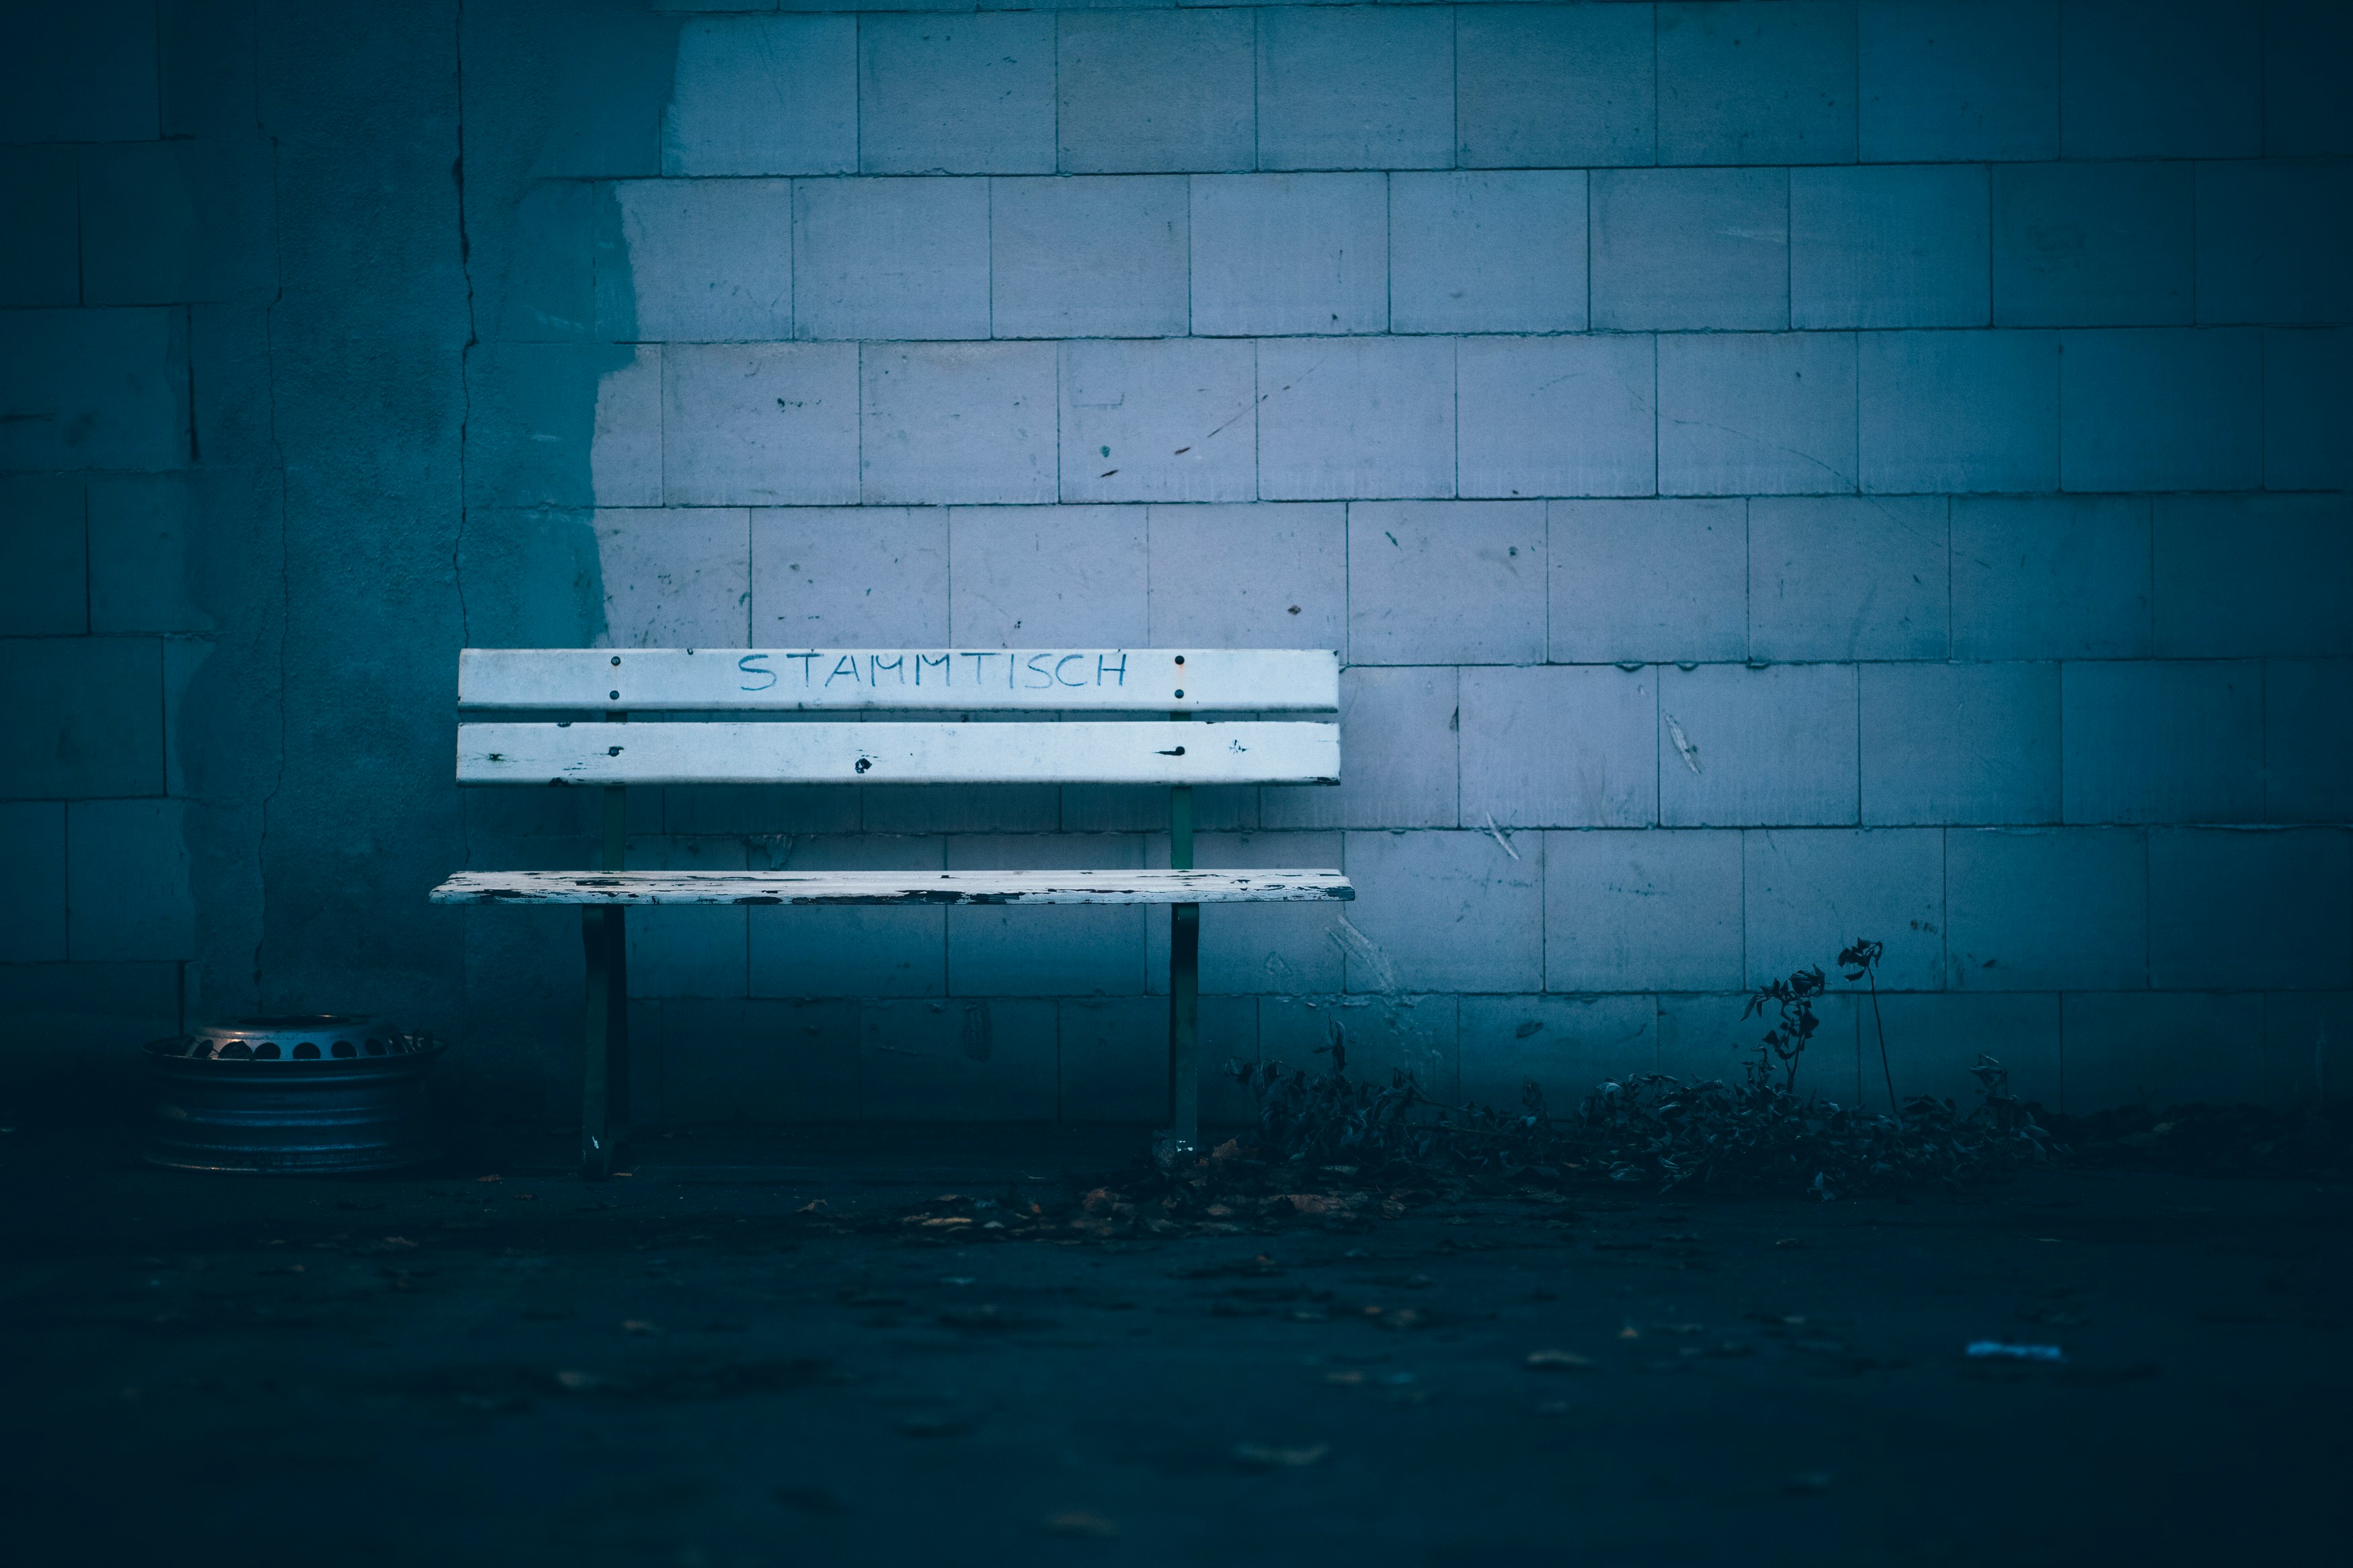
[3,1122,2348,1567]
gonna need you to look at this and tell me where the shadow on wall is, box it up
[443,0,696,1116]
[442,204,627,1118]
[453,182,623,650]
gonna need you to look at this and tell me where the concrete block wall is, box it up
[4,1,2348,1124]
[0,3,285,1089]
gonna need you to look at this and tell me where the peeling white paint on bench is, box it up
[457,720,1339,786]
[446,644,1350,1172]
[430,869,1355,907]
[459,648,1339,713]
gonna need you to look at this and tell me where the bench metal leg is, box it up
[580,904,630,1180]
[581,771,632,1181]
[1168,902,1200,1153]
[1165,768,1199,1157]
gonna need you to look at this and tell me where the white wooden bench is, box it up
[430,647,1351,1178]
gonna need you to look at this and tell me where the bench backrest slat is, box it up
[460,648,1337,713]
[457,720,1339,788]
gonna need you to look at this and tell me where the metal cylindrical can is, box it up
[143,1016,444,1174]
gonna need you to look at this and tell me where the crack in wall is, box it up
[253,104,289,1002]
[1657,411,1855,488]
[453,1,476,882]
[453,0,476,652]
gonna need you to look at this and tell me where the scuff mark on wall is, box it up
[1664,712,1702,774]
[1326,914,1399,996]
[1479,809,1521,861]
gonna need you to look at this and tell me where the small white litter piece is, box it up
[1966,1340,2066,1362]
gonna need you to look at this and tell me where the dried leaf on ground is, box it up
[1043,1512,1119,1538]
[1232,1442,1329,1468]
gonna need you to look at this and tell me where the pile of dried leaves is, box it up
[865,949,2063,1239]
[872,940,2340,1241]
[1195,946,2063,1206]
[1223,1032,2057,1205]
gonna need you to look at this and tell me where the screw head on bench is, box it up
[609,690,619,700]
[1174,655,1185,665]
[610,656,621,666]
[1174,689,1184,698]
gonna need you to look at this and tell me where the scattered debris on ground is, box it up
[928,946,2352,1242]
[1035,954,2068,1232]
[7,1122,2344,1566]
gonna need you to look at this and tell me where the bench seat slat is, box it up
[458,720,1338,787]
[431,869,1354,907]
[460,648,1338,713]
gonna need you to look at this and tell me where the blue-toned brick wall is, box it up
[1,1,2346,1123]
